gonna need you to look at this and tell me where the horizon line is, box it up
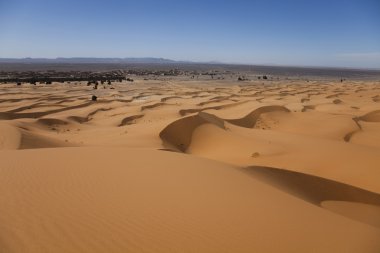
[0,57,379,71]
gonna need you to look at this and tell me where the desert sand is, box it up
[1,78,380,252]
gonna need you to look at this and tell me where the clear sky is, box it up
[0,0,379,68]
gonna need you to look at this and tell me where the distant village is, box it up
[0,69,232,84]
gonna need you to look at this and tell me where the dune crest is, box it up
[225,105,290,128]
[160,112,225,151]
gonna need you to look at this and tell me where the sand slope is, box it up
[0,147,380,253]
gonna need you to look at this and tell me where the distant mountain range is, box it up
[0,57,180,64]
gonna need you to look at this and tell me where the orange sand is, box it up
[1,79,380,252]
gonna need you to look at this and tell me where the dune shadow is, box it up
[119,114,144,126]
[243,166,380,227]
[141,102,167,111]
[179,101,247,116]
[357,110,380,122]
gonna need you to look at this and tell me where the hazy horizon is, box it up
[1,56,380,71]
[0,0,379,68]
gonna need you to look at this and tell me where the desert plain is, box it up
[1,73,380,252]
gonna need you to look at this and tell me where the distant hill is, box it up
[0,57,178,64]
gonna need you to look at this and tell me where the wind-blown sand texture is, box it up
[1,78,380,252]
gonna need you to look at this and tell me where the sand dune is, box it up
[0,121,73,149]
[1,79,380,252]
[187,122,380,192]
[160,112,225,151]
[0,148,380,253]
[161,105,291,151]
[225,105,290,128]
[0,101,95,120]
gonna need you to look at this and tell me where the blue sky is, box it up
[0,0,379,68]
